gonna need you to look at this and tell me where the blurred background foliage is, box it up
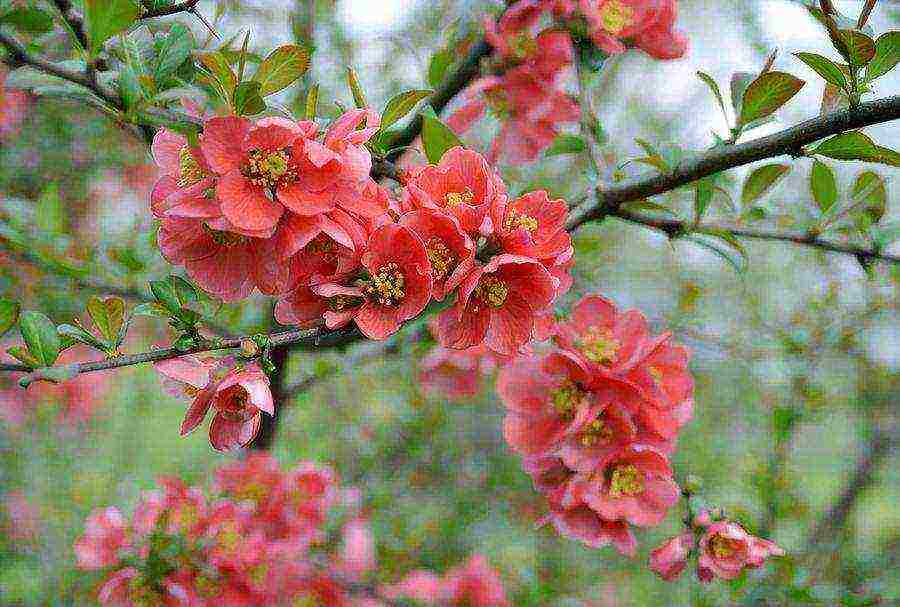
[0,0,897,605]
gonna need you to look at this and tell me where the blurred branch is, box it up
[142,1,202,19]
[804,427,896,552]
[610,207,900,263]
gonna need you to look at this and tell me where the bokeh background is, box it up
[1,0,898,605]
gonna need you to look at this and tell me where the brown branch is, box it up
[610,207,900,263]
[142,1,202,19]
[567,95,900,230]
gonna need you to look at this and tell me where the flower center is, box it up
[365,262,406,306]
[203,223,248,247]
[425,236,457,280]
[509,33,539,60]
[445,187,475,207]
[579,326,621,365]
[608,464,643,498]
[178,146,205,188]
[504,209,539,233]
[474,275,509,308]
[485,90,510,119]
[245,148,294,188]
[305,234,337,257]
[599,0,634,35]
[327,294,362,312]
[580,417,614,446]
[551,381,587,419]
[710,534,741,559]
[293,595,323,607]
[233,482,268,504]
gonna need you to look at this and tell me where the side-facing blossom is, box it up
[696,521,784,582]
[579,0,688,60]
[389,555,509,607]
[649,532,694,581]
[399,208,475,301]
[437,254,557,355]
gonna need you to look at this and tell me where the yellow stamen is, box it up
[599,0,634,35]
[608,464,643,498]
[178,146,205,188]
[202,223,247,247]
[509,33,539,60]
[245,148,294,188]
[504,209,539,233]
[425,237,457,280]
[365,262,406,306]
[710,534,741,559]
[551,381,587,419]
[445,188,475,207]
[475,275,509,308]
[579,325,621,365]
[580,418,614,446]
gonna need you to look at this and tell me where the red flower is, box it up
[437,254,557,355]
[350,223,433,339]
[696,521,784,582]
[563,444,679,527]
[490,190,572,263]
[399,209,475,301]
[649,532,694,581]
[74,507,128,569]
[579,0,687,60]
[150,128,216,220]
[406,146,506,234]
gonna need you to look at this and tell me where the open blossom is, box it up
[484,1,574,81]
[696,521,785,582]
[491,190,572,263]
[437,254,557,355]
[579,0,688,60]
[150,128,216,219]
[155,358,274,452]
[389,555,509,607]
[649,532,694,580]
[400,209,475,301]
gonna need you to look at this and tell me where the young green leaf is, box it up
[0,7,55,34]
[57,324,107,351]
[793,52,848,89]
[694,178,715,223]
[874,145,900,167]
[118,63,143,113]
[6,346,40,368]
[381,89,433,131]
[428,50,453,88]
[850,171,887,230]
[865,32,900,82]
[729,71,755,115]
[84,0,140,57]
[252,45,311,97]
[696,71,729,122]
[421,110,463,164]
[810,160,838,213]
[545,134,587,157]
[346,66,368,108]
[19,311,60,367]
[305,83,319,120]
[812,131,878,161]
[155,24,194,83]
[839,30,876,66]
[741,164,790,206]
[233,81,266,116]
[87,296,126,344]
[0,300,20,337]
[197,51,238,98]
[739,71,805,126]
[683,232,748,275]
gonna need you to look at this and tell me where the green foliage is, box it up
[18,311,60,367]
[0,6,54,34]
[810,160,838,213]
[544,134,587,157]
[0,299,20,337]
[232,81,266,116]
[380,89,433,131]
[428,49,453,88]
[252,45,311,96]
[865,31,900,81]
[739,71,805,127]
[84,0,140,58]
[794,52,848,88]
[154,24,195,85]
[741,164,790,207]
[420,107,463,164]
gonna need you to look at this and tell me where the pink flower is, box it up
[74,507,128,569]
[490,190,572,264]
[338,517,376,579]
[150,128,216,220]
[484,4,573,81]
[399,209,475,301]
[579,0,687,60]
[649,533,694,581]
[340,223,433,339]
[563,445,679,527]
[390,556,509,607]
[624,337,694,439]
[418,344,495,399]
[697,521,784,582]
[437,254,557,355]
[406,147,506,234]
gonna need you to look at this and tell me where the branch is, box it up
[567,96,900,230]
[142,1,202,19]
[611,207,900,263]
[804,428,895,552]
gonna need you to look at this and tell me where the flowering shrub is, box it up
[74,454,510,606]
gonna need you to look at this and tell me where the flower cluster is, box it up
[447,0,687,164]
[154,356,274,452]
[75,454,510,606]
[497,295,693,555]
[650,510,784,582]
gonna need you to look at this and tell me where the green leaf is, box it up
[118,63,143,114]
[252,45,311,96]
[741,164,790,206]
[865,32,900,81]
[812,131,879,161]
[155,24,194,83]
[793,52,848,89]
[197,51,237,98]
[694,178,715,223]
[871,220,900,250]
[35,183,66,235]
[810,160,838,213]
[873,145,900,167]
[545,134,587,157]
[87,296,125,344]
[305,83,319,120]
[84,0,140,58]
[0,7,54,33]
[0,300,20,337]
[839,30,876,66]
[696,71,729,121]
[57,323,106,351]
[132,302,170,318]
[346,66,368,108]
[620,200,678,216]
[381,89,433,131]
[729,71,755,116]
[850,171,887,230]
[6,346,40,367]
[739,71,805,126]
[149,279,180,314]
[170,275,199,306]
[26,364,79,386]
[421,108,463,164]
[19,311,60,367]
[232,81,266,116]
[428,50,453,89]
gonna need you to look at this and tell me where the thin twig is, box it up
[142,1,202,19]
